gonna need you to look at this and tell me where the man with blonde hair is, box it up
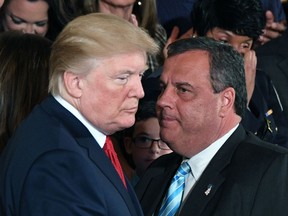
[0,13,158,216]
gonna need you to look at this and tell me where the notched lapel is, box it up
[42,96,142,215]
[77,137,125,187]
[76,137,135,205]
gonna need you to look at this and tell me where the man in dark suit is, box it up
[0,13,158,215]
[256,28,288,120]
[135,37,288,216]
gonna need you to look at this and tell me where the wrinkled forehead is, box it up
[164,50,210,73]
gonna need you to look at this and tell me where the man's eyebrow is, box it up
[175,81,193,88]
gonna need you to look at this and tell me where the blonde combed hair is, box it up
[49,13,159,95]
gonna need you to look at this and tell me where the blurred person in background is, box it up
[85,0,166,71]
[0,31,52,153]
[0,0,49,36]
[122,100,172,186]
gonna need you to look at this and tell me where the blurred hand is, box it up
[163,26,194,58]
[129,14,138,27]
[244,50,257,104]
[258,10,286,45]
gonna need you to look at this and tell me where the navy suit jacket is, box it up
[0,95,143,216]
[135,125,288,216]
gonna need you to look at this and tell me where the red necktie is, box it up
[103,136,127,188]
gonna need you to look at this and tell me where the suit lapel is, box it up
[77,137,127,191]
[77,137,141,216]
[43,96,128,190]
[180,125,247,216]
[148,161,181,215]
[42,96,142,215]
[137,154,182,216]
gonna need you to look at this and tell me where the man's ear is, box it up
[63,71,83,98]
[219,87,236,117]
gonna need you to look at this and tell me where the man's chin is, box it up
[119,118,136,130]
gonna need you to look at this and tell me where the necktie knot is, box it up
[103,136,115,153]
[175,161,191,177]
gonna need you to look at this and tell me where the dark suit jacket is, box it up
[256,29,288,121]
[135,125,288,216]
[0,95,143,216]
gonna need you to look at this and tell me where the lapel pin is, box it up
[204,184,213,196]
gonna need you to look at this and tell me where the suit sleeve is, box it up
[250,153,288,215]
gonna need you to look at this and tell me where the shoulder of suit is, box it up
[236,131,288,162]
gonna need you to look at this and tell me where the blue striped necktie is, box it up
[158,161,191,216]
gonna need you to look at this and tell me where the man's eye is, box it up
[177,86,188,93]
[115,76,129,84]
[118,77,128,81]
[117,77,128,82]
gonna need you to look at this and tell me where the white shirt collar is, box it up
[53,95,106,148]
[187,124,239,181]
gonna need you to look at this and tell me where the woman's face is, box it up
[3,0,49,36]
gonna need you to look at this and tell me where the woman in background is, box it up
[0,31,52,152]
[85,0,166,71]
[0,0,49,36]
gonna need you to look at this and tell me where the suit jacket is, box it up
[256,29,288,121]
[135,125,288,216]
[0,95,143,216]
